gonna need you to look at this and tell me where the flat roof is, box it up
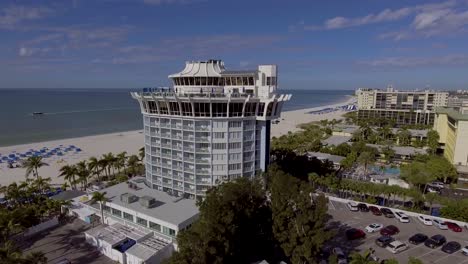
[435,107,468,121]
[125,235,171,261]
[87,177,199,227]
[307,152,345,164]
[85,223,151,246]
[391,128,428,137]
[333,125,359,134]
[51,190,86,201]
[221,70,257,76]
[323,135,352,146]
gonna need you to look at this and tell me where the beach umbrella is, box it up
[40,149,46,153]
[2,157,8,160]
[19,154,26,158]
[8,154,15,158]
[76,148,82,152]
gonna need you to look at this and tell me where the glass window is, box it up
[149,221,161,232]
[102,205,111,212]
[136,217,148,227]
[111,208,122,217]
[123,212,133,221]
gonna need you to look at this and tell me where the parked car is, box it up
[430,181,445,189]
[332,247,348,264]
[386,240,408,254]
[375,236,395,248]
[346,228,366,240]
[365,223,383,233]
[380,225,399,236]
[394,212,410,223]
[380,208,395,218]
[432,219,448,230]
[409,233,428,245]
[369,206,382,216]
[442,241,461,254]
[446,222,462,232]
[424,234,447,248]
[417,215,433,226]
[427,187,441,194]
[347,202,359,212]
[462,246,468,256]
[357,203,369,212]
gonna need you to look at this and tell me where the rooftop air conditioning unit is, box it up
[120,193,139,204]
[139,196,157,208]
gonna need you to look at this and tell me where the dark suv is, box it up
[375,236,395,247]
[424,234,446,249]
[409,233,428,245]
[380,208,395,218]
[357,203,369,212]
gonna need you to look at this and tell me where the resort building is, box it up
[433,107,468,166]
[72,177,199,264]
[356,86,448,126]
[131,60,290,199]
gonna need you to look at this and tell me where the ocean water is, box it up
[0,89,353,146]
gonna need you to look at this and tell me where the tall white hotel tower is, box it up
[132,60,290,199]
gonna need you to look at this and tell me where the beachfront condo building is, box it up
[433,107,468,166]
[356,86,448,126]
[131,60,291,199]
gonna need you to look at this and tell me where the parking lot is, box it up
[327,200,468,263]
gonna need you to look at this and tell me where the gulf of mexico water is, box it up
[0,88,353,146]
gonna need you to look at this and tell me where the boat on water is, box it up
[32,112,45,115]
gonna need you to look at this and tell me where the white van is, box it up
[394,212,410,223]
[347,201,359,212]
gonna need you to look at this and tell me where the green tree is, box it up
[426,156,457,183]
[357,151,375,173]
[426,130,440,154]
[168,178,274,264]
[126,155,141,176]
[349,250,379,264]
[88,156,102,183]
[340,151,357,171]
[270,168,334,263]
[76,161,91,190]
[396,129,411,146]
[408,256,423,264]
[59,165,78,190]
[21,156,48,179]
[139,147,145,161]
[90,192,108,224]
[115,151,127,174]
[400,162,434,193]
[332,143,352,156]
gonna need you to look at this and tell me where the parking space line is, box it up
[329,201,336,210]
[415,248,438,259]
[432,253,451,263]
[404,244,423,254]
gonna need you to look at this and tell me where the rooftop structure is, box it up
[307,152,345,165]
[322,135,352,146]
[356,86,448,126]
[131,60,290,199]
[434,107,468,166]
[75,177,199,243]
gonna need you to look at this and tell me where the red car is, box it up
[369,206,382,216]
[346,228,366,240]
[380,225,400,236]
[446,222,462,232]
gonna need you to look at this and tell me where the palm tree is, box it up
[76,161,90,190]
[90,192,108,224]
[22,156,48,179]
[0,241,23,263]
[60,182,69,191]
[357,151,375,174]
[126,155,140,176]
[115,151,127,174]
[23,251,47,264]
[32,177,51,194]
[138,147,145,161]
[59,165,78,190]
[102,153,116,177]
[88,156,102,183]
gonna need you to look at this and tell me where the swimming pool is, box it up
[370,166,400,175]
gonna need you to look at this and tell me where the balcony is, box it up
[184,157,194,163]
[183,136,194,141]
[161,163,171,169]
[196,169,211,174]
[195,126,209,131]
[162,182,172,188]
[173,166,183,171]
[173,185,184,191]
[196,148,210,153]
[196,180,212,185]
[244,125,255,130]
[195,137,210,142]
[172,145,183,151]
[183,125,194,130]
[196,158,210,164]
[173,175,184,181]
[172,155,183,160]
[149,132,160,137]
[184,177,195,182]
[150,151,160,157]
[160,123,171,129]
[172,134,183,140]
[161,133,171,139]
[161,143,171,149]
[171,124,183,130]
[184,167,195,172]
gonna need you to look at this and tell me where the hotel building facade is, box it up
[356,86,448,126]
[132,60,290,199]
[433,107,468,166]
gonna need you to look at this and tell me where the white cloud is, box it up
[0,5,53,29]
[359,54,468,67]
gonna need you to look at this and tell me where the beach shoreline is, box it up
[0,95,356,186]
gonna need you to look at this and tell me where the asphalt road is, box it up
[327,200,468,264]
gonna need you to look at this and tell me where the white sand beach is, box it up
[0,96,356,186]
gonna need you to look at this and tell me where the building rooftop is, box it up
[125,235,171,261]
[307,152,345,164]
[332,125,359,135]
[435,107,468,121]
[391,128,428,138]
[87,177,199,227]
[85,223,151,246]
[323,135,352,146]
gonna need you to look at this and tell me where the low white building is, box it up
[73,177,200,263]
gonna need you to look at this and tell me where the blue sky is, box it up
[1,0,468,90]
